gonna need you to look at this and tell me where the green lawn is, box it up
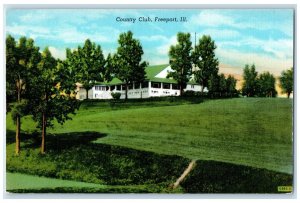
[6,97,293,193]
[6,172,173,193]
[6,98,293,174]
[6,172,107,190]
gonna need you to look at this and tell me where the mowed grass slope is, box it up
[7,173,174,193]
[6,98,293,174]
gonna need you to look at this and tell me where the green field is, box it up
[6,172,171,193]
[6,97,293,193]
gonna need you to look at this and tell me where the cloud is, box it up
[19,11,54,24]
[6,24,51,36]
[189,10,235,28]
[6,24,111,44]
[218,37,293,60]
[48,46,66,60]
[196,28,240,40]
[53,27,110,44]
[216,48,293,76]
[156,35,177,55]
[139,35,169,42]
[18,9,107,25]
[187,10,293,37]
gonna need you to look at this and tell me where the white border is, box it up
[1,0,299,202]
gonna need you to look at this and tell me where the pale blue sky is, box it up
[6,9,294,75]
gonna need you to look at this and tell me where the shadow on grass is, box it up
[17,131,106,152]
[6,130,35,145]
[45,131,106,151]
[6,130,293,193]
[181,160,293,193]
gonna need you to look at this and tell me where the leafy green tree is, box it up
[29,48,79,153]
[280,68,293,98]
[104,53,114,82]
[113,31,148,100]
[257,72,277,97]
[208,74,220,98]
[226,75,237,97]
[242,64,258,97]
[67,39,106,99]
[219,73,227,97]
[168,32,193,96]
[192,35,219,93]
[6,35,41,155]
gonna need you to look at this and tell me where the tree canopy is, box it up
[168,32,193,96]
[67,39,107,99]
[29,48,79,153]
[242,64,258,97]
[280,67,293,98]
[257,72,277,97]
[192,35,219,92]
[113,31,148,100]
[6,35,41,155]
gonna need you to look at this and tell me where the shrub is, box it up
[111,92,121,100]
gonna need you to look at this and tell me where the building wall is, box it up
[76,87,93,100]
[76,82,203,100]
[185,84,207,92]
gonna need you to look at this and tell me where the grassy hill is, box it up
[6,97,293,193]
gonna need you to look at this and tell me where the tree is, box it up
[257,72,277,97]
[242,64,258,97]
[168,32,193,96]
[29,48,79,153]
[68,39,106,99]
[226,75,237,97]
[113,31,148,100]
[192,35,219,93]
[280,67,293,98]
[219,73,227,97]
[104,53,114,82]
[6,35,41,155]
[208,74,220,98]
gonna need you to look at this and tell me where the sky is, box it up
[5,9,294,76]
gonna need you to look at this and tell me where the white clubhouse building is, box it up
[76,64,207,100]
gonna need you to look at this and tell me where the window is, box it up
[142,81,148,88]
[128,84,133,90]
[121,85,126,90]
[172,84,180,90]
[110,86,115,91]
[191,85,194,89]
[151,82,161,88]
[95,85,107,91]
[133,83,141,89]
[116,85,121,90]
[163,83,170,89]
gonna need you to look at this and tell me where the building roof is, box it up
[95,64,198,86]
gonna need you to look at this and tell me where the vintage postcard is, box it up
[5,6,294,194]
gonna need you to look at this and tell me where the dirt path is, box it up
[172,160,196,189]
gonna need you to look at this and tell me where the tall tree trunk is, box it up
[201,81,204,93]
[15,115,20,155]
[15,79,21,155]
[180,84,183,96]
[125,83,128,100]
[86,88,89,100]
[41,112,46,154]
